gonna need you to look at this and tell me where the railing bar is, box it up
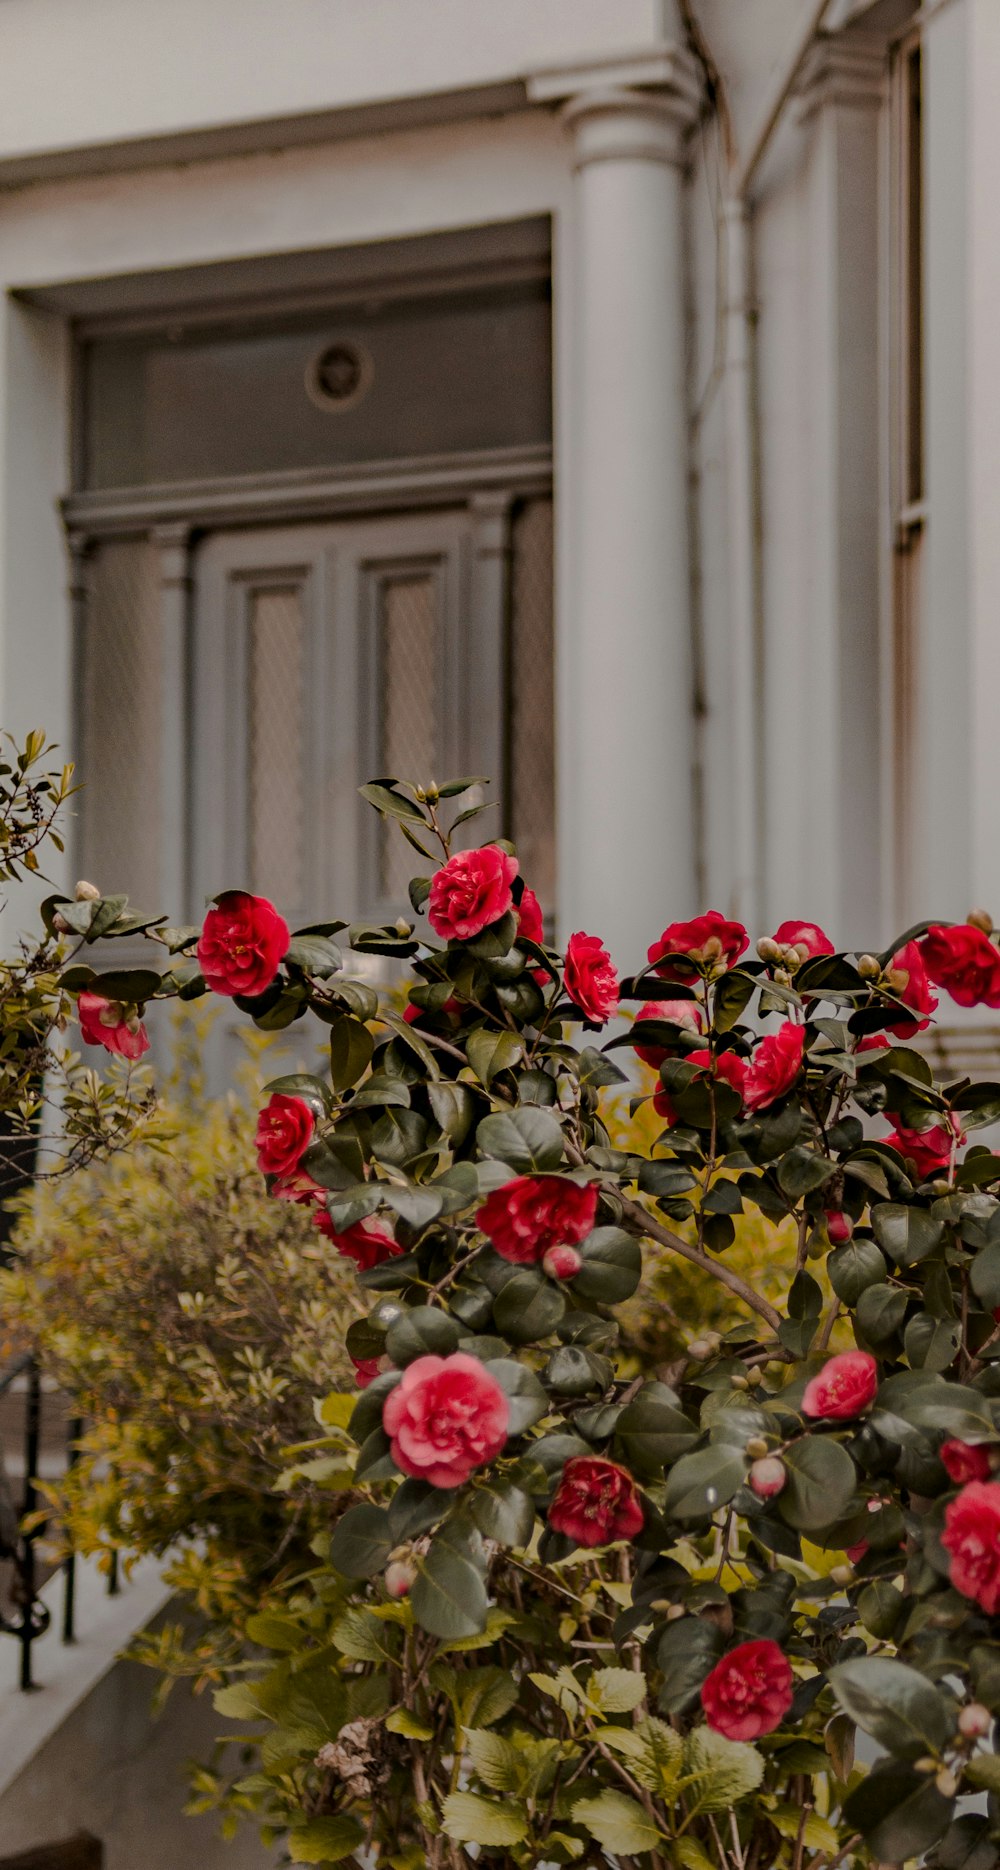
[106,1547,119,1598]
[61,1415,83,1645]
[0,1351,34,1400]
[19,1359,41,1691]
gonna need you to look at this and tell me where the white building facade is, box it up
[0,0,991,979]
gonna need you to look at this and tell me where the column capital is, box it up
[528,44,701,168]
[796,32,889,122]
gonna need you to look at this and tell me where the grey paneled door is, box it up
[190,508,500,930]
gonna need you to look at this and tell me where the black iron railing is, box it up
[0,1354,115,1691]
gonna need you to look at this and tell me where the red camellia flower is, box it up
[271,1167,325,1204]
[942,1481,1000,1613]
[563,931,619,1024]
[883,939,937,1037]
[771,919,834,959]
[882,1115,964,1184]
[313,1212,403,1270]
[427,846,518,942]
[632,998,704,1068]
[743,1021,806,1113]
[477,1176,597,1264]
[941,1440,994,1485]
[403,995,462,1027]
[77,991,150,1062]
[802,1350,878,1421]
[547,1456,644,1548]
[653,1047,746,1126]
[255,1092,315,1178]
[648,911,749,983]
[516,886,545,946]
[197,890,290,998]
[350,1354,383,1389]
[701,1640,794,1742]
[382,1353,509,1488]
[919,923,1000,1009]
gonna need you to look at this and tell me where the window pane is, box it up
[248,586,305,910]
[510,497,555,911]
[77,537,161,907]
[379,575,437,901]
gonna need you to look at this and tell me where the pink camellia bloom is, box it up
[919,923,1000,1009]
[632,998,704,1069]
[515,886,545,946]
[856,1032,891,1054]
[563,931,619,1024]
[882,1114,964,1184]
[802,1350,878,1421]
[271,1166,325,1204]
[313,1212,403,1270]
[743,1022,806,1113]
[197,891,290,998]
[350,1353,383,1390]
[477,1176,597,1265]
[942,1481,1000,1613]
[427,847,518,942]
[255,1093,315,1179]
[653,1047,746,1126]
[940,1440,994,1486]
[701,1640,794,1742]
[749,1457,787,1500]
[882,939,937,1037]
[77,991,150,1062]
[771,919,835,960]
[542,1243,583,1281]
[382,1353,509,1488]
[547,1456,644,1548]
[825,1211,854,1245]
[648,912,749,983]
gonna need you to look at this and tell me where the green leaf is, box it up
[663,1445,746,1521]
[905,1310,962,1371]
[780,1436,857,1532]
[971,1244,1000,1311]
[243,1613,304,1652]
[657,1617,725,1714]
[683,1727,765,1811]
[674,1843,717,1870]
[777,1148,837,1200]
[359,781,428,822]
[379,1183,444,1229]
[385,1306,461,1366]
[88,967,163,1001]
[466,1028,524,1085]
[330,1016,374,1090]
[873,1202,946,1264]
[588,1667,647,1714]
[615,1383,698,1475]
[830,1656,954,1759]
[461,1729,524,1791]
[427,1081,476,1144]
[285,933,342,976]
[964,1754,1000,1793]
[411,1523,488,1641]
[842,1761,953,1861]
[476,1107,564,1172]
[713,969,757,1031]
[469,1480,535,1546]
[858,1579,905,1639]
[481,1357,549,1434]
[492,1269,566,1343]
[572,1790,662,1856]
[288,1816,366,1863]
[571,1226,642,1303]
[385,1708,435,1740]
[328,1503,390,1578]
[441,1791,528,1848]
[213,1682,267,1720]
[856,1282,908,1343]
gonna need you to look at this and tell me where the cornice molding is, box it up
[796,32,889,120]
[528,44,702,169]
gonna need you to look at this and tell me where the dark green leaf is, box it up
[571,1227,642,1303]
[828,1238,887,1304]
[780,1436,857,1532]
[329,1504,394,1579]
[663,1445,746,1521]
[330,1017,374,1090]
[466,1028,524,1086]
[616,1384,698,1475]
[285,933,342,976]
[481,1358,549,1435]
[411,1522,488,1641]
[842,1762,952,1862]
[468,1481,535,1546]
[359,782,428,823]
[427,1081,476,1145]
[385,1307,462,1366]
[856,1283,908,1343]
[777,1148,837,1200]
[872,1203,945,1265]
[657,1617,725,1713]
[476,1108,564,1173]
[830,1656,954,1759]
[713,970,757,1031]
[492,1271,566,1344]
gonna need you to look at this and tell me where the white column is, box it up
[535,58,699,972]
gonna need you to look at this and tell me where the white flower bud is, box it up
[74,880,101,902]
[959,1702,992,1738]
[857,954,881,980]
[967,909,994,935]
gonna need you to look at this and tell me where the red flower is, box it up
[882,1115,963,1184]
[427,847,518,942]
[743,1022,805,1113]
[516,887,545,946]
[882,940,937,1037]
[653,1048,746,1126]
[941,1440,994,1486]
[403,996,461,1027]
[547,1456,644,1548]
[919,924,1000,1009]
[857,1033,891,1054]
[382,1353,509,1488]
[350,1354,382,1389]
[942,1481,1000,1613]
[648,912,748,983]
[271,1167,325,1204]
[255,1093,314,1178]
[314,1212,402,1270]
[771,920,834,959]
[701,1639,794,1742]
[563,931,619,1024]
[477,1176,597,1265]
[632,999,704,1069]
[197,891,290,998]
[802,1350,878,1421]
[77,991,150,1062]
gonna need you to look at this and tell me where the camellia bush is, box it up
[26,775,1000,1868]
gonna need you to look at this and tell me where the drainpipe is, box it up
[717,0,836,932]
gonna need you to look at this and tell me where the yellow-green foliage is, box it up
[1,1079,365,1603]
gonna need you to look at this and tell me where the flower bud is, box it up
[687,1339,712,1361]
[746,1365,763,1387]
[935,1768,959,1799]
[756,937,781,964]
[665,1602,686,1622]
[857,954,881,979]
[773,967,792,989]
[74,879,101,902]
[967,909,994,935]
[825,1210,854,1245]
[829,1564,853,1586]
[394,918,413,937]
[385,1560,416,1599]
[746,1436,769,1459]
[542,1244,582,1281]
[959,1702,992,1739]
[52,912,70,933]
[749,1456,786,1500]
[914,1756,938,1774]
[730,1372,749,1391]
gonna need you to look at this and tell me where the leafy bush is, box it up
[15,780,1000,1868]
